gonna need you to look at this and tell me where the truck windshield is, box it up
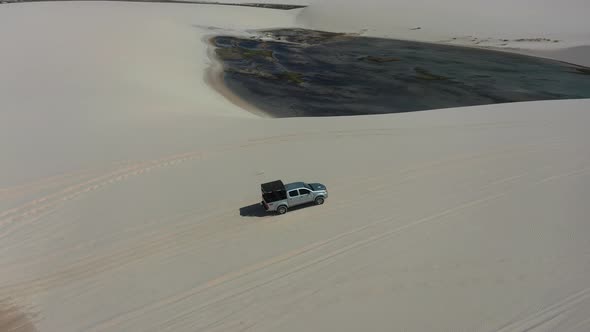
[305,184,313,190]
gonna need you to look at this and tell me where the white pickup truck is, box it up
[261,180,328,214]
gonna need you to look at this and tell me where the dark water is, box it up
[213,29,590,117]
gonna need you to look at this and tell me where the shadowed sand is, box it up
[0,301,37,332]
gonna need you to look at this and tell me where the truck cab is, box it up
[261,180,328,214]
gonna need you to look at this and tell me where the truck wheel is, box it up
[315,197,325,205]
[277,205,288,215]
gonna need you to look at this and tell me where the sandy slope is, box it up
[1,2,590,332]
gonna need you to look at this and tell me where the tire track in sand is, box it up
[0,206,238,299]
[0,151,205,240]
[0,167,100,201]
[0,130,318,238]
[0,127,542,239]
[494,287,590,332]
[92,145,567,331]
[86,192,506,332]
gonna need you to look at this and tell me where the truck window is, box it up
[299,189,311,195]
[289,190,299,197]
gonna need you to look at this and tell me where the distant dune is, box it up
[0,0,306,10]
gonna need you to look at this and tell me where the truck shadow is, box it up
[239,202,315,217]
[239,203,269,217]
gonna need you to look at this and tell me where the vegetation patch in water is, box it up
[215,47,274,61]
[414,67,449,81]
[361,56,402,63]
[280,71,304,84]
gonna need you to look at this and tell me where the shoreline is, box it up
[507,46,590,69]
[204,35,274,118]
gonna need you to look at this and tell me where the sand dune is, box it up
[1,2,590,331]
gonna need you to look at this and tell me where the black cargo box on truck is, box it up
[261,180,287,202]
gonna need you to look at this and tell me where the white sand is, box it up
[1,2,590,332]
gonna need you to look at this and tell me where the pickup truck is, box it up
[261,180,328,214]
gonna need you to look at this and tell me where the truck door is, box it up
[298,188,313,204]
[288,190,300,206]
